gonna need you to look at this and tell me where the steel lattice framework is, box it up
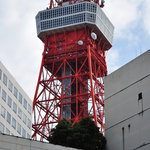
[32,0,114,141]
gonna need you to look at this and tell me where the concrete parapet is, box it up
[0,133,78,150]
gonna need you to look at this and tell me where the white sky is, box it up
[0,0,150,99]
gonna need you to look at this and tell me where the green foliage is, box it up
[48,117,106,150]
[48,119,73,146]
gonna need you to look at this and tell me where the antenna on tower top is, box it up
[49,0,105,9]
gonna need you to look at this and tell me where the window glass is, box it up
[19,93,23,104]
[8,80,13,92]
[28,104,32,114]
[27,133,30,139]
[0,69,2,80]
[12,117,16,129]
[18,107,22,119]
[23,99,27,109]
[17,123,21,134]
[22,128,26,138]
[1,106,6,118]
[13,102,17,113]
[7,96,12,108]
[3,73,7,86]
[7,112,11,124]
[6,128,10,135]
[0,122,4,133]
[138,92,143,100]
[23,113,27,124]
[14,87,18,98]
[2,89,7,101]
[27,118,31,129]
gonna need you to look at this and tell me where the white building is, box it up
[0,61,32,139]
[105,50,150,150]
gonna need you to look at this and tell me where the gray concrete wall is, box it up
[0,133,78,150]
[105,50,150,99]
[105,50,150,150]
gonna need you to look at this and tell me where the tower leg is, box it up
[87,44,98,126]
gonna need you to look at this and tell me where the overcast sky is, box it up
[0,0,150,99]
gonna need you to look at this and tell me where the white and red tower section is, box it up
[32,0,114,141]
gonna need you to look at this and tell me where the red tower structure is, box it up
[32,0,114,141]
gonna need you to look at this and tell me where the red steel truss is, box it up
[49,0,105,9]
[32,27,108,141]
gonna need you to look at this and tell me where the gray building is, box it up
[105,50,150,150]
[0,133,78,150]
[0,61,32,139]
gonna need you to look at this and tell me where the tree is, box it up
[48,118,73,146]
[71,117,106,150]
[48,117,106,150]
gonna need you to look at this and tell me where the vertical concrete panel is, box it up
[62,64,71,119]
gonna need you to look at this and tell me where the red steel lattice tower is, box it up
[32,0,114,141]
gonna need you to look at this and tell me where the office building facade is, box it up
[0,61,32,139]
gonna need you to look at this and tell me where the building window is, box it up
[138,92,143,113]
[2,89,7,101]
[17,123,21,135]
[27,118,31,129]
[18,107,22,119]
[14,87,18,98]
[6,128,10,135]
[22,128,26,138]
[128,124,131,132]
[19,93,23,104]
[23,113,27,124]
[0,122,4,133]
[7,96,12,108]
[3,73,7,86]
[13,102,17,113]
[1,106,6,118]
[12,117,16,129]
[122,127,125,150]
[8,80,13,92]
[23,99,27,109]
[0,69,2,80]
[138,92,143,100]
[7,112,11,124]
[27,133,30,139]
[28,104,32,114]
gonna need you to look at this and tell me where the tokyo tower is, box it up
[32,0,114,141]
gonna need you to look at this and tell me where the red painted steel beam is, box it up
[32,28,107,141]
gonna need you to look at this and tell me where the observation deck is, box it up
[36,1,114,50]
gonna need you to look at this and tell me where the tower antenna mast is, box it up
[49,0,105,9]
